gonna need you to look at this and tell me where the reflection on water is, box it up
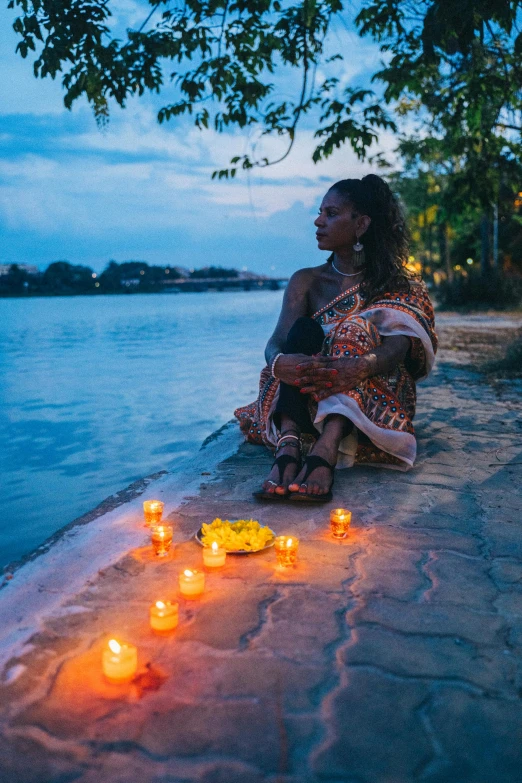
[0,290,283,566]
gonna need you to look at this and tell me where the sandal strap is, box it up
[271,453,300,485]
[300,455,335,484]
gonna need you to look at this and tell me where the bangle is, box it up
[271,352,284,378]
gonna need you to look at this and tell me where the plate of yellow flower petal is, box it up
[195,518,276,554]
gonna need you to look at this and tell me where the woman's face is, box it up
[314,189,369,252]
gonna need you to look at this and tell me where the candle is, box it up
[179,568,205,598]
[202,541,227,568]
[274,535,299,567]
[330,508,352,539]
[150,600,179,632]
[143,499,164,527]
[102,639,138,682]
[151,524,173,557]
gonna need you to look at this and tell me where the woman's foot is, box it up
[262,433,301,495]
[288,414,351,497]
[288,437,337,497]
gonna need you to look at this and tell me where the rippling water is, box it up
[0,291,283,566]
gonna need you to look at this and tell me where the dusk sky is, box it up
[0,0,395,277]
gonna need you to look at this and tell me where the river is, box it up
[0,290,283,566]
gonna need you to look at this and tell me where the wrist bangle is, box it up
[271,352,284,377]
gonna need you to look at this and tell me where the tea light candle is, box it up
[102,639,138,682]
[179,568,205,597]
[150,600,179,632]
[151,524,173,557]
[143,499,164,527]
[330,508,352,539]
[274,535,299,567]
[202,541,227,568]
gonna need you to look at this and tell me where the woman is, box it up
[235,174,437,502]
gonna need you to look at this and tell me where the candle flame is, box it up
[211,542,218,553]
[184,569,194,577]
[155,600,166,609]
[108,639,121,654]
[286,538,293,547]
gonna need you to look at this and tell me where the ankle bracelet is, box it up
[276,434,300,451]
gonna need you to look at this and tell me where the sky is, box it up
[0,0,396,277]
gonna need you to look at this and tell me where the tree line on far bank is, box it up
[0,261,242,297]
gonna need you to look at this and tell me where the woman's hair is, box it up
[329,174,411,302]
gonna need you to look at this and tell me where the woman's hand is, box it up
[273,353,319,386]
[295,355,370,400]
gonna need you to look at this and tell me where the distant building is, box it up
[0,263,39,276]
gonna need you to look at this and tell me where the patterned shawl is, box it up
[234,279,437,471]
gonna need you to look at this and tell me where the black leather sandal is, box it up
[253,434,301,501]
[288,454,335,503]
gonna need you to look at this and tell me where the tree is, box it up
[42,261,96,293]
[190,266,239,278]
[9,0,522,178]
[389,150,522,292]
[0,264,29,295]
[358,0,522,272]
[7,0,396,176]
[97,260,173,291]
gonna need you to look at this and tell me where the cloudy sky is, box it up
[0,0,395,277]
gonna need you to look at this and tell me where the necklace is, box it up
[331,259,363,277]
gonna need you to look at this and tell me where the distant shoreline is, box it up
[0,261,288,298]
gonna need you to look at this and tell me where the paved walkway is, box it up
[1,314,522,782]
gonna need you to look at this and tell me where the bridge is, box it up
[162,276,288,292]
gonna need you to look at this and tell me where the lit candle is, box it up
[330,508,352,539]
[149,600,179,632]
[102,639,138,682]
[274,535,299,567]
[151,524,173,557]
[143,499,164,527]
[202,541,227,568]
[179,568,205,598]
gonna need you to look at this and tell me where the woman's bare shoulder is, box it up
[287,264,328,291]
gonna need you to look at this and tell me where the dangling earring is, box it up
[353,237,365,269]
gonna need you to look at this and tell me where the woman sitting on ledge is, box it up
[234,174,437,502]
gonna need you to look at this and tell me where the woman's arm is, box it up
[263,268,340,387]
[264,269,311,366]
[359,335,411,378]
[296,335,411,399]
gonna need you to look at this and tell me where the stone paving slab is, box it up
[1,313,522,782]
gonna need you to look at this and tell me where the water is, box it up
[0,290,283,567]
